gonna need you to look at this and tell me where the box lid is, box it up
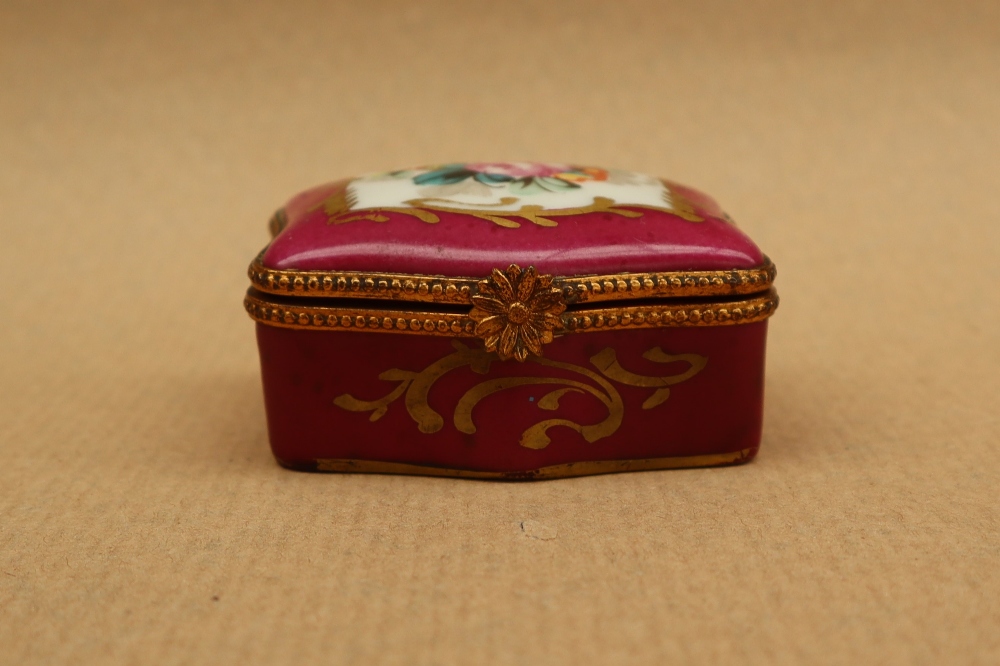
[245,163,778,361]
[250,163,774,305]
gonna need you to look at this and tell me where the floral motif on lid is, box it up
[311,162,703,229]
[413,162,614,196]
[264,162,768,277]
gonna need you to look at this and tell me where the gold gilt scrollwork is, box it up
[310,188,441,225]
[399,196,651,229]
[333,340,707,450]
[309,184,703,229]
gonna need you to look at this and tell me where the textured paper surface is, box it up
[2,1,999,664]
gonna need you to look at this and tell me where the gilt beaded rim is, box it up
[244,288,778,336]
[252,204,777,361]
[248,252,776,305]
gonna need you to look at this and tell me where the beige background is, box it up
[2,1,999,664]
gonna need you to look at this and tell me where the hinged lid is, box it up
[245,163,778,361]
[250,163,775,303]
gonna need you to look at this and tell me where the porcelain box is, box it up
[244,163,778,479]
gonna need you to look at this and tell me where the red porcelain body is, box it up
[247,163,777,478]
[256,322,768,475]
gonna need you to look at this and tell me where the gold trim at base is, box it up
[286,448,755,480]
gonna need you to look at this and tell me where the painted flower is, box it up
[464,162,570,178]
[412,162,610,196]
[470,264,567,362]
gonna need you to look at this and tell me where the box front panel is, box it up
[255,321,768,476]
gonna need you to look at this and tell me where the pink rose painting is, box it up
[409,162,610,195]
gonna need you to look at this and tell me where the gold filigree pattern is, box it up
[659,180,702,222]
[470,264,566,361]
[397,196,679,228]
[312,187,439,225]
[268,208,288,237]
[308,184,703,229]
[333,340,707,450]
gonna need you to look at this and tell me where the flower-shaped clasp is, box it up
[470,264,567,362]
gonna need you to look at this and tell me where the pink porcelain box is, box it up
[244,163,778,479]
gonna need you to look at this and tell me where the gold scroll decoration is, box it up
[309,183,703,229]
[333,341,707,450]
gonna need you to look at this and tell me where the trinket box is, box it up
[245,163,778,479]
